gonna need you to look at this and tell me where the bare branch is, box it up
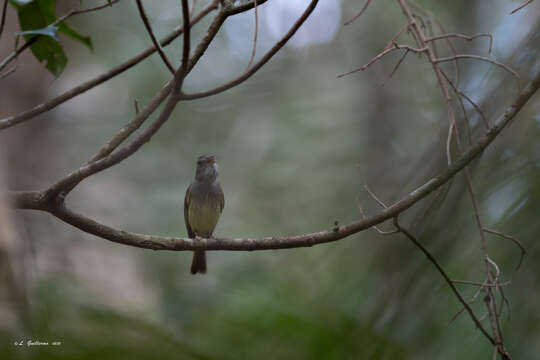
[0,0,8,40]
[440,70,489,130]
[511,0,534,14]
[245,0,259,71]
[0,36,38,73]
[68,0,120,17]
[8,70,539,250]
[344,0,372,26]
[0,0,219,131]
[178,0,191,80]
[425,33,493,53]
[337,44,428,78]
[393,217,495,344]
[136,0,175,74]
[181,0,320,100]
[452,279,510,287]
[435,55,520,89]
[44,81,177,199]
[0,65,16,80]
[380,48,409,86]
[483,228,526,270]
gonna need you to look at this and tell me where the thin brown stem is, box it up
[393,217,495,344]
[344,0,372,26]
[245,0,259,70]
[425,33,493,53]
[483,228,526,270]
[511,0,534,14]
[181,0,320,100]
[9,70,539,251]
[337,44,428,78]
[0,0,8,40]
[136,0,176,74]
[0,0,219,131]
[435,55,520,88]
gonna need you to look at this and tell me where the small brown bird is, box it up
[184,154,224,274]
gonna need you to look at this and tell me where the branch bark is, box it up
[7,69,539,251]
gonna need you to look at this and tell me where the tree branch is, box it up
[135,0,175,74]
[8,69,539,250]
[0,0,220,131]
[181,0,320,100]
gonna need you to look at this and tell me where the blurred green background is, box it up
[1,0,539,359]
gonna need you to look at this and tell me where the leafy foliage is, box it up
[9,0,92,76]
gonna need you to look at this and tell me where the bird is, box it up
[184,154,224,274]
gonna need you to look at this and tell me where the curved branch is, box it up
[181,0,320,100]
[0,0,219,131]
[136,0,175,74]
[8,70,539,251]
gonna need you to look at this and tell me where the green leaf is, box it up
[9,0,92,76]
[58,22,93,50]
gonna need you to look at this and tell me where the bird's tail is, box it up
[190,250,207,274]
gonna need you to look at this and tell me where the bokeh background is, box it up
[1,0,539,359]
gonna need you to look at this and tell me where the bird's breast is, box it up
[188,194,222,237]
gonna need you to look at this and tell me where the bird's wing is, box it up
[184,184,195,238]
[219,185,225,213]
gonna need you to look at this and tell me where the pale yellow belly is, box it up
[188,200,221,237]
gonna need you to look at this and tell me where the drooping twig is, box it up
[344,0,372,26]
[435,55,520,89]
[136,0,176,74]
[483,228,526,270]
[393,217,495,344]
[181,0,320,100]
[440,69,489,130]
[245,0,258,71]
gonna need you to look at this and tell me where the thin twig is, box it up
[357,203,398,235]
[175,0,191,91]
[452,279,510,287]
[136,0,176,74]
[0,0,8,40]
[435,55,520,89]
[0,36,38,73]
[0,66,16,80]
[344,0,372,26]
[380,48,409,87]
[7,69,540,251]
[181,0,320,100]
[363,183,389,208]
[189,0,198,18]
[245,0,258,71]
[483,228,526,270]
[0,0,222,130]
[511,0,534,14]
[393,217,495,344]
[425,33,493,53]
[337,44,428,78]
[69,0,120,16]
[440,69,489,130]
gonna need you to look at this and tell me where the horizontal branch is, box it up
[8,69,540,251]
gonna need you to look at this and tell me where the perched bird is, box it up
[184,154,224,274]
